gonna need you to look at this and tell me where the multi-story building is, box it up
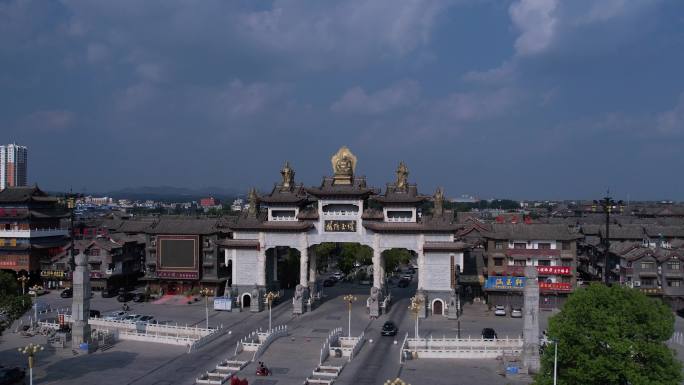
[0,143,28,190]
[0,186,70,283]
[484,223,582,309]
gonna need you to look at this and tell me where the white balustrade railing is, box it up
[320,327,343,365]
[349,331,365,360]
[253,325,287,361]
[399,332,409,363]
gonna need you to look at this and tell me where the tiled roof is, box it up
[599,224,644,240]
[372,183,428,205]
[0,185,58,203]
[643,225,684,238]
[423,241,470,251]
[306,176,378,197]
[147,217,221,235]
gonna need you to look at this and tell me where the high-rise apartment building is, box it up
[0,144,28,190]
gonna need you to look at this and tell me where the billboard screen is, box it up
[158,236,198,271]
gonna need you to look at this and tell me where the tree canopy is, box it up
[535,284,682,385]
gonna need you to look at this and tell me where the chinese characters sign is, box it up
[485,276,526,290]
[539,282,572,291]
[536,266,571,275]
[157,271,199,280]
[324,220,356,232]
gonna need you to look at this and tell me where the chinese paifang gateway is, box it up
[221,146,468,318]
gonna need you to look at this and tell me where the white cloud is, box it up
[510,0,558,56]
[18,109,75,132]
[657,93,684,135]
[331,80,420,114]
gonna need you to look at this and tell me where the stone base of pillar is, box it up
[308,282,318,302]
[250,286,265,313]
[447,293,460,320]
[292,285,309,315]
[416,290,427,319]
[369,286,383,318]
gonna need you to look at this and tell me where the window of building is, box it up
[89,248,100,256]
[514,260,526,267]
[514,243,527,249]
[494,258,503,266]
[668,260,681,270]
[537,260,551,266]
[538,243,551,250]
[641,278,656,287]
[668,280,682,287]
[495,241,504,250]
[562,241,571,250]
[641,262,655,270]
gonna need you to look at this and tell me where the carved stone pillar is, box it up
[300,247,309,287]
[308,249,317,300]
[522,266,541,373]
[71,253,91,350]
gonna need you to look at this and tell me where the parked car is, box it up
[511,308,522,318]
[137,315,155,323]
[132,293,147,303]
[89,310,101,318]
[677,308,684,318]
[401,275,412,281]
[481,328,498,340]
[123,314,143,323]
[381,321,398,336]
[0,367,26,385]
[101,287,118,298]
[117,292,134,303]
[332,272,344,281]
[60,288,73,298]
[494,305,506,316]
[397,278,410,288]
[323,278,336,287]
[103,311,128,321]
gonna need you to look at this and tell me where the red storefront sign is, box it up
[157,271,199,280]
[536,266,571,275]
[539,282,572,291]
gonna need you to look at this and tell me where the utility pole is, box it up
[593,193,623,285]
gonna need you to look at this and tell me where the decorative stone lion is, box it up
[370,286,379,303]
[294,284,305,300]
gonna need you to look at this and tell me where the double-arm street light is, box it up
[593,194,624,284]
[409,296,424,340]
[17,275,29,307]
[18,343,43,385]
[199,287,213,329]
[264,291,280,332]
[343,294,357,338]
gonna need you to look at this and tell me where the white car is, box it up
[511,308,523,318]
[103,311,128,321]
[28,287,47,296]
[494,305,506,316]
[123,314,143,323]
[332,272,344,280]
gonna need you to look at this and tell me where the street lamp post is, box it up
[29,285,40,324]
[343,294,357,338]
[199,287,213,329]
[593,194,624,284]
[264,291,280,332]
[18,343,43,385]
[409,296,424,340]
[553,339,558,385]
[17,275,29,307]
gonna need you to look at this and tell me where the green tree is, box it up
[0,270,18,296]
[382,249,413,274]
[535,284,682,385]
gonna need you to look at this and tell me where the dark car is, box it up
[0,367,26,385]
[397,278,410,288]
[117,292,134,303]
[381,321,398,336]
[677,308,684,318]
[89,309,101,318]
[323,279,336,287]
[101,287,118,298]
[60,288,73,298]
[132,293,147,303]
[481,328,498,340]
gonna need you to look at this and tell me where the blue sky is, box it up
[2,0,684,200]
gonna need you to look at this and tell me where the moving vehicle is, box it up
[132,292,147,303]
[137,315,155,323]
[494,305,506,316]
[323,278,336,287]
[511,308,522,318]
[89,310,101,318]
[103,311,127,321]
[481,328,498,340]
[381,321,398,336]
[0,367,26,385]
[256,362,270,376]
[397,278,410,288]
[117,292,134,303]
[60,288,73,298]
[332,272,344,281]
[102,287,118,298]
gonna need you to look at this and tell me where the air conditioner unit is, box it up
[633,281,641,287]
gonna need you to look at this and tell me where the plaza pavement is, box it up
[0,281,563,385]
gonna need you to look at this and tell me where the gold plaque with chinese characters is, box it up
[324,220,357,232]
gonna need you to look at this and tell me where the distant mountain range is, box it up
[99,186,244,203]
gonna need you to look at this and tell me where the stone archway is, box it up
[241,293,251,309]
[432,298,444,316]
